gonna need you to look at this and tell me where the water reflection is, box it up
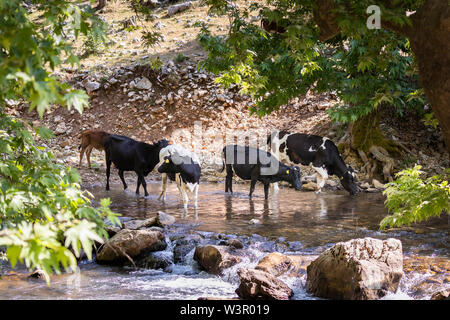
[1,181,448,300]
[90,182,449,254]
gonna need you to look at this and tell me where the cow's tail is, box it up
[79,131,86,150]
[266,133,272,150]
[218,151,226,173]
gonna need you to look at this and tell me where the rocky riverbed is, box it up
[1,184,448,300]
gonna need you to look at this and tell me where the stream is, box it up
[0,182,448,300]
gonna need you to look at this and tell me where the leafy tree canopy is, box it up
[381,166,449,229]
[197,0,427,121]
[0,0,119,282]
[197,0,449,228]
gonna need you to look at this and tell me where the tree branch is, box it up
[313,0,415,41]
[381,15,414,38]
[313,0,341,42]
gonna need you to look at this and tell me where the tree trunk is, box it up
[349,109,397,182]
[314,0,450,154]
[408,0,450,155]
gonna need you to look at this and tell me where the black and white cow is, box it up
[104,135,169,197]
[267,131,358,195]
[221,144,302,199]
[157,144,201,209]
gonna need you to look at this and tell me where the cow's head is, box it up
[157,139,170,149]
[340,165,358,195]
[158,155,177,174]
[158,153,196,175]
[282,166,302,190]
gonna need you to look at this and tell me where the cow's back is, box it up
[105,135,139,170]
[285,133,347,174]
[159,144,200,165]
[223,145,280,178]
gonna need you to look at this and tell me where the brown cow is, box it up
[79,130,111,168]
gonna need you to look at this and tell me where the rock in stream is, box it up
[306,237,403,300]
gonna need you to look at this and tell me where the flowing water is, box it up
[0,182,449,300]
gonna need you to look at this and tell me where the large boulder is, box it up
[235,268,294,300]
[255,252,302,277]
[306,237,403,300]
[96,229,167,263]
[193,245,241,274]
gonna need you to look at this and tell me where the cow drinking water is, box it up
[267,131,358,195]
[104,135,169,197]
[221,145,302,199]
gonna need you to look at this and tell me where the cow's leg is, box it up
[79,145,88,167]
[312,165,328,194]
[105,157,111,191]
[270,182,279,195]
[135,171,149,197]
[176,174,189,210]
[193,183,199,207]
[225,164,233,194]
[86,145,94,168]
[135,174,141,195]
[118,170,127,190]
[263,183,270,199]
[249,179,258,198]
[141,175,149,197]
[158,173,168,201]
[249,167,260,198]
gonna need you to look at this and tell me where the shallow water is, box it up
[91,182,449,254]
[0,181,448,300]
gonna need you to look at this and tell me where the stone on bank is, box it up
[96,229,167,263]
